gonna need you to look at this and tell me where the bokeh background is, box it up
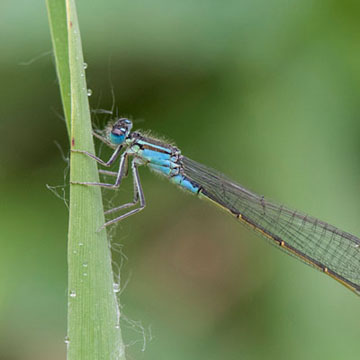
[1,0,360,359]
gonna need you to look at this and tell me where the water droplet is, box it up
[113,283,120,293]
[82,262,88,267]
[87,89,92,97]
[83,272,88,277]
[64,336,70,344]
[69,290,76,298]
[83,62,88,69]
[115,324,120,329]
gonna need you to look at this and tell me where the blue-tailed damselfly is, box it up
[72,118,360,295]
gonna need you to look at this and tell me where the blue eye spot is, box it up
[110,132,125,145]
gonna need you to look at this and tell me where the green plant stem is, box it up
[46,0,125,358]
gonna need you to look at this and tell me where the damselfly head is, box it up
[109,118,133,145]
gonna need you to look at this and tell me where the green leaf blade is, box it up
[46,0,126,358]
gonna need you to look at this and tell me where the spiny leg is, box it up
[101,160,146,228]
[71,152,128,189]
[98,169,118,176]
[98,169,139,214]
[98,168,130,180]
[71,144,122,167]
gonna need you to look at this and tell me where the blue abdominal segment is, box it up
[141,148,173,167]
[171,174,200,193]
[148,163,173,176]
[136,141,199,193]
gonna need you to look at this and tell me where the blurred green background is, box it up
[1,0,360,359]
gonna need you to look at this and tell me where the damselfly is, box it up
[72,118,360,295]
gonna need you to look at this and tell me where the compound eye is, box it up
[110,128,126,145]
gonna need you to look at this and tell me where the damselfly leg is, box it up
[100,160,145,228]
[71,149,127,189]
